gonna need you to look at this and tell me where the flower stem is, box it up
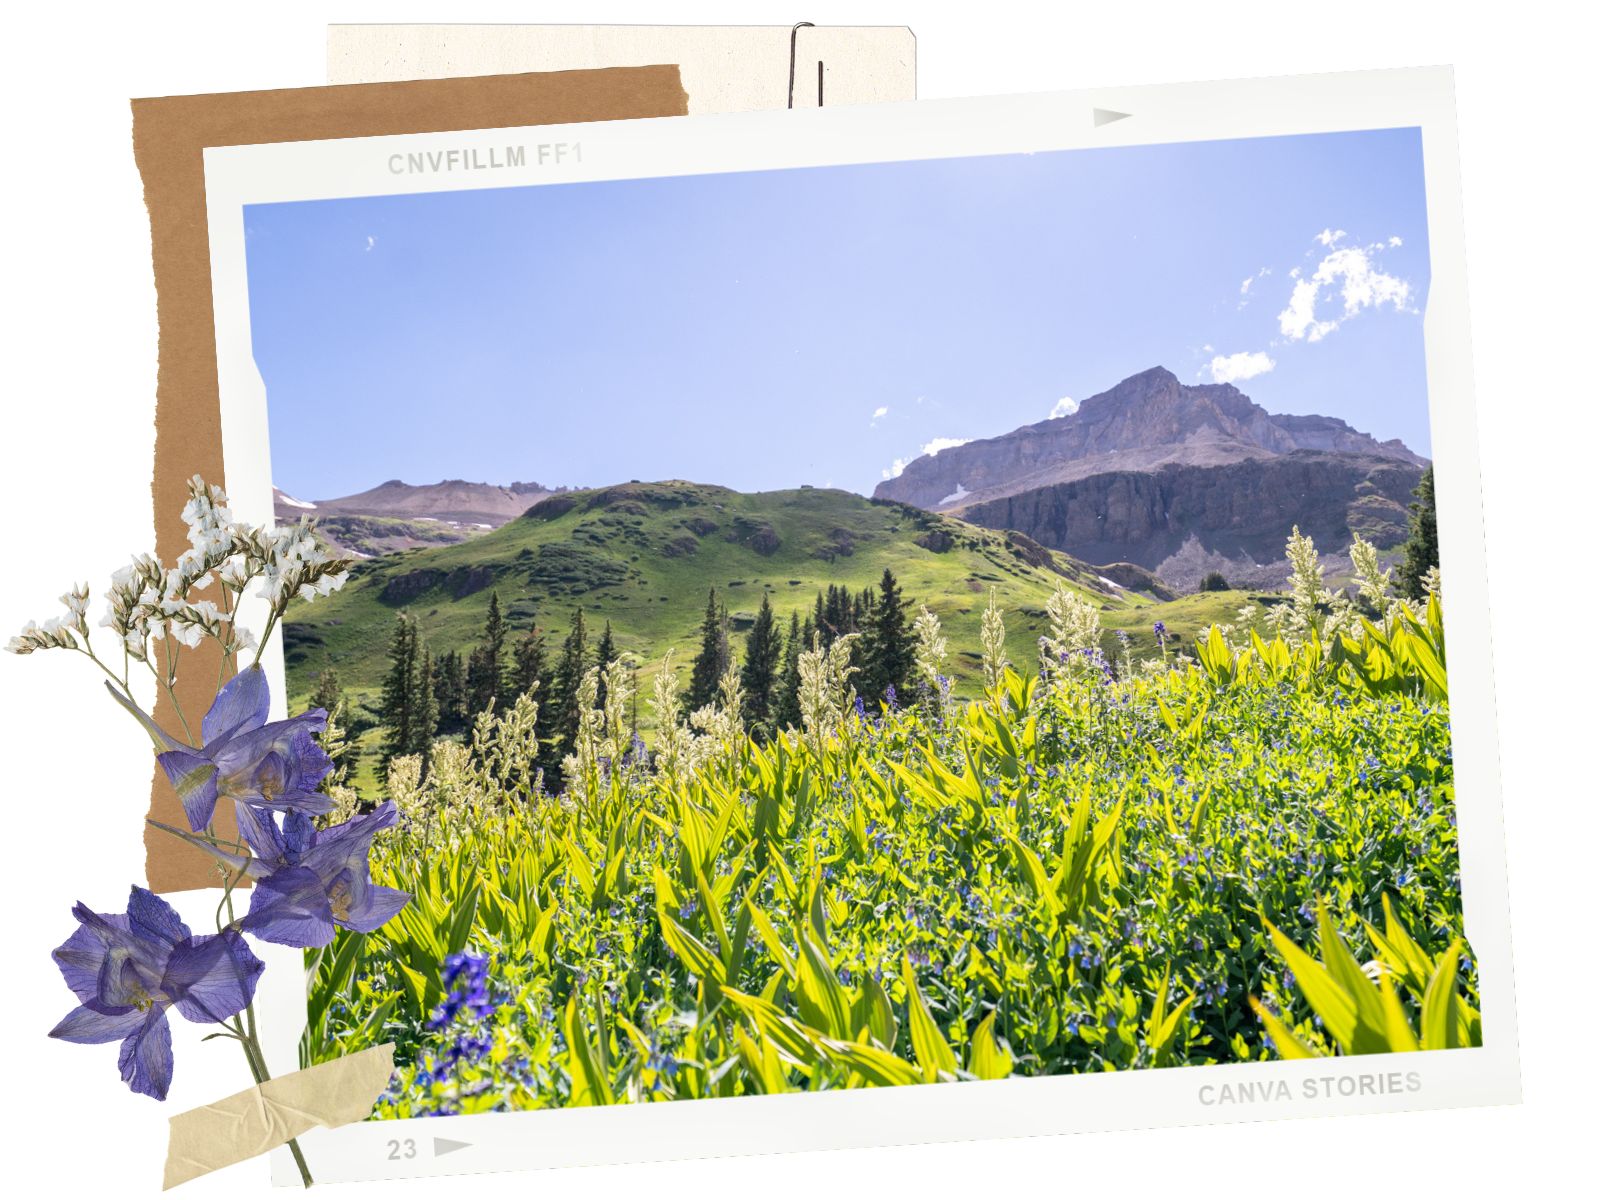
[235,1016,314,1188]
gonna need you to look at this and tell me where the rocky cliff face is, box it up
[873,366,1426,512]
[956,451,1421,571]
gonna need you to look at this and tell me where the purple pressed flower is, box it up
[153,802,409,948]
[132,666,335,831]
[241,804,409,948]
[49,886,263,1100]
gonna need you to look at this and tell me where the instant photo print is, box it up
[199,68,1517,1184]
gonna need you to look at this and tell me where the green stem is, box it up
[235,1017,314,1188]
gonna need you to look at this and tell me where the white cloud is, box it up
[872,405,889,420]
[921,436,972,457]
[1388,235,1403,247]
[1315,228,1347,246]
[1277,237,1412,343]
[1206,351,1276,384]
[365,235,376,252]
[1049,396,1078,419]
[1239,267,1271,299]
[883,436,972,481]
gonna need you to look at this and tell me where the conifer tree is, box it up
[774,612,804,732]
[310,666,360,791]
[688,589,730,711]
[379,613,419,773]
[595,620,618,707]
[512,626,548,700]
[412,646,439,768]
[433,650,466,731]
[1397,465,1440,602]
[740,594,782,738]
[465,591,510,718]
[862,568,913,706]
[546,608,589,783]
[310,667,343,715]
[812,592,830,647]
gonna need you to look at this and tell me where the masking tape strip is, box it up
[162,1044,394,1189]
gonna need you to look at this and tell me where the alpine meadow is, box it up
[244,130,1474,1119]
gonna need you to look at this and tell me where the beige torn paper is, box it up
[162,1044,394,1190]
[329,24,916,113]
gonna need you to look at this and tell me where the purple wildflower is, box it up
[239,804,409,947]
[158,802,409,948]
[428,951,493,1029]
[130,667,334,830]
[49,886,263,1100]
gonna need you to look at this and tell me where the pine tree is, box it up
[433,650,466,731]
[774,612,804,732]
[546,608,589,783]
[595,621,618,707]
[740,594,782,739]
[310,667,343,715]
[484,590,508,663]
[466,591,511,718]
[863,568,913,706]
[310,667,360,792]
[512,626,548,700]
[1397,465,1439,601]
[379,613,419,772]
[411,646,439,768]
[823,585,853,644]
[688,589,730,710]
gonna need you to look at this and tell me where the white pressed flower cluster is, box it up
[980,587,1009,692]
[7,583,91,655]
[232,518,350,615]
[7,476,351,675]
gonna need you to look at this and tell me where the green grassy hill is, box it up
[285,480,1176,713]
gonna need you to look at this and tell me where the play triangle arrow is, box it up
[1093,108,1132,127]
[434,1138,472,1157]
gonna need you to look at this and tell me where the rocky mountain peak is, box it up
[873,367,1424,512]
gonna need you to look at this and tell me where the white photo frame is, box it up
[201,67,1518,1186]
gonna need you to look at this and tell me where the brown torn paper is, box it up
[163,1043,395,1190]
[130,66,688,893]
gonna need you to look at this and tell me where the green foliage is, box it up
[1199,571,1230,593]
[1251,896,1481,1057]
[316,609,1467,1117]
[282,483,1141,721]
[379,613,436,770]
[1397,466,1439,603]
[740,595,782,738]
[688,589,731,712]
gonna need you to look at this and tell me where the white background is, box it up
[0,3,1590,1197]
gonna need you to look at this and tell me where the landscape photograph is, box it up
[244,127,1475,1117]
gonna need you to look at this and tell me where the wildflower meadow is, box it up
[305,528,1475,1116]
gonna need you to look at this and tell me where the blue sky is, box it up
[245,127,1431,501]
